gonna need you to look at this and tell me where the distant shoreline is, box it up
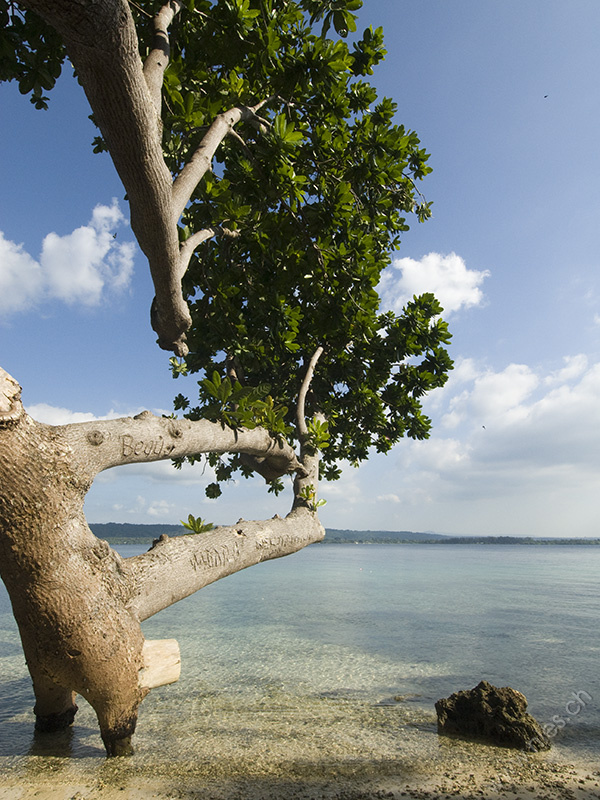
[89,523,600,546]
[322,538,600,545]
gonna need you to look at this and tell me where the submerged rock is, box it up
[435,680,550,751]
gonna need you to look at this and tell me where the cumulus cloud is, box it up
[376,493,401,504]
[378,251,489,316]
[0,200,135,316]
[26,403,123,425]
[0,233,44,313]
[388,354,600,518]
[326,356,597,533]
[544,354,588,386]
[422,357,481,418]
[321,460,363,505]
[459,363,539,425]
[147,499,176,517]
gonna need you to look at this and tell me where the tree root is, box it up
[34,702,78,733]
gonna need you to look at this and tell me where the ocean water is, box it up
[0,543,599,784]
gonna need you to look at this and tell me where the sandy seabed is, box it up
[1,752,599,800]
[1,695,598,800]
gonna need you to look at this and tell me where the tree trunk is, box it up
[0,368,324,755]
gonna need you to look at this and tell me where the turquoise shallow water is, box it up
[1,542,599,773]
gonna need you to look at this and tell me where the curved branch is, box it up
[178,226,240,280]
[178,227,218,279]
[296,346,324,437]
[121,386,325,621]
[171,104,268,222]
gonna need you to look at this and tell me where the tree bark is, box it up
[0,368,324,755]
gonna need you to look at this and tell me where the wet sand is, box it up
[1,754,600,800]
[1,708,599,800]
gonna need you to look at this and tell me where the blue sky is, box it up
[2,1,600,536]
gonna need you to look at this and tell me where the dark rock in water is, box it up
[435,680,550,751]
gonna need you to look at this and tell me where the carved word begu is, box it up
[121,434,175,459]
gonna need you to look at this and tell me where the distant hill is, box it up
[431,535,600,546]
[90,522,184,543]
[324,530,600,545]
[325,532,600,545]
[88,523,600,546]
[324,528,446,543]
[89,523,447,545]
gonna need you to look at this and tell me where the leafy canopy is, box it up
[162,0,453,492]
[4,0,453,495]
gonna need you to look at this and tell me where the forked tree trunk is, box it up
[0,368,324,755]
[5,0,327,757]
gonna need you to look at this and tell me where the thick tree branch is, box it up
[120,391,324,621]
[16,2,275,356]
[20,0,190,354]
[0,366,324,753]
[55,411,304,480]
[125,504,324,621]
[2,366,324,627]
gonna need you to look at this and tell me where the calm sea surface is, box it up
[1,543,599,777]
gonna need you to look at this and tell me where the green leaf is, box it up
[205,482,223,499]
[181,514,214,533]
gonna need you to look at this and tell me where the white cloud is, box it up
[320,460,363,505]
[426,361,539,431]
[378,252,489,316]
[423,357,480,415]
[0,233,44,313]
[125,495,148,515]
[0,200,135,316]
[112,459,215,486]
[376,493,401,504]
[379,355,600,533]
[544,354,588,386]
[467,363,539,424]
[401,437,471,484]
[148,499,176,517]
[300,355,600,536]
[26,403,123,425]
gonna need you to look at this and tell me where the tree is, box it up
[0,0,452,756]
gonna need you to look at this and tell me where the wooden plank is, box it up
[139,638,181,689]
